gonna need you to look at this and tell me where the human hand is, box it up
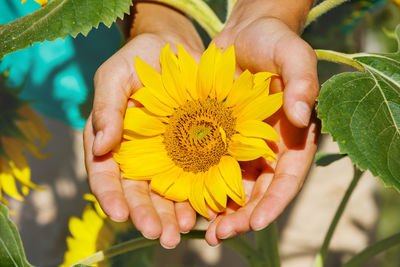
[205,1,319,245]
[83,3,204,249]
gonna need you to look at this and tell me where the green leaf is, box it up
[0,202,33,267]
[314,152,347,166]
[0,0,133,59]
[317,26,400,191]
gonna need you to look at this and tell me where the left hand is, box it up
[205,1,319,246]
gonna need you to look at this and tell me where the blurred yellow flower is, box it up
[113,44,282,218]
[0,103,50,205]
[21,0,48,7]
[61,194,141,267]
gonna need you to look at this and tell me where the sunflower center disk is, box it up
[164,98,236,173]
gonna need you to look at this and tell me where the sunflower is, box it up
[61,194,116,267]
[113,43,282,218]
[61,194,152,267]
[0,73,51,205]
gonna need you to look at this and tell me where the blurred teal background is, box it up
[0,0,121,129]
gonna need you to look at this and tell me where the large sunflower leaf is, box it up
[317,26,400,191]
[0,0,132,59]
[0,202,33,267]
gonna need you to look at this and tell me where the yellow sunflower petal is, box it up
[114,141,174,178]
[205,166,227,211]
[218,156,242,197]
[177,44,198,100]
[217,157,246,206]
[123,108,166,136]
[83,193,107,218]
[160,44,189,105]
[252,72,277,96]
[18,106,51,148]
[189,173,209,218]
[135,56,178,108]
[8,160,42,192]
[132,87,174,117]
[228,134,276,162]
[116,135,164,153]
[204,186,224,213]
[2,138,42,192]
[150,166,182,196]
[234,92,283,122]
[164,171,193,202]
[228,72,278,114]
[21,141,48,159]
[34,0,48,6]
[215,46,235,102]
[0,171,23,201]
[225,70,253,107]
[197,43,217,100]
[236,120,280,142]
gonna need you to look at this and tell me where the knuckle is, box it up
[275,172,304,192]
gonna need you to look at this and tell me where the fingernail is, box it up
[210,242,221,248]
[93,131,103,154]
[142,232,159,240]
[110,211,127,223]
[253,224,267,231]
[161,243,177,250]
[219,230,236,240]
[294,101,311,127]
[180,230,190,234]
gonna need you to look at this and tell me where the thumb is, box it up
[91,60,138,156]
[277,37,319,128]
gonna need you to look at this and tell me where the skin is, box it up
[205,0,319,246]
[84,3,204,249]
[83,0,319,248]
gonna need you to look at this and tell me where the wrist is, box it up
[227,0,314,33]
[130,2,203,51]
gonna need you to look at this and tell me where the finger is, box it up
[250,121,319,230]
[205,159,274,244]
[233,18,319,128]
[204,171,273,244]
[91,53,136,156]
[276,35,319,128]
[175,201,196,233]
[83,115,129,222]
[91,36,169,156]
[205,215,223,246]
[214,172,273,239]
[151,192,181,249]
[122,179,162,239]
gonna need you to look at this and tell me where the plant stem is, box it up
[224,235,267,267]
[315,50,365,71]
[74,230,206,266]
[151,0,224,38]
[313,165,364,267]
[342,232,400,267]
[74,230,267,267]
[305,0,350,28]
[255,222,281,267]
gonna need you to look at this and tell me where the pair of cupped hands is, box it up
[83,2,319,249]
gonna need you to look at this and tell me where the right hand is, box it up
[83,3,204,249]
